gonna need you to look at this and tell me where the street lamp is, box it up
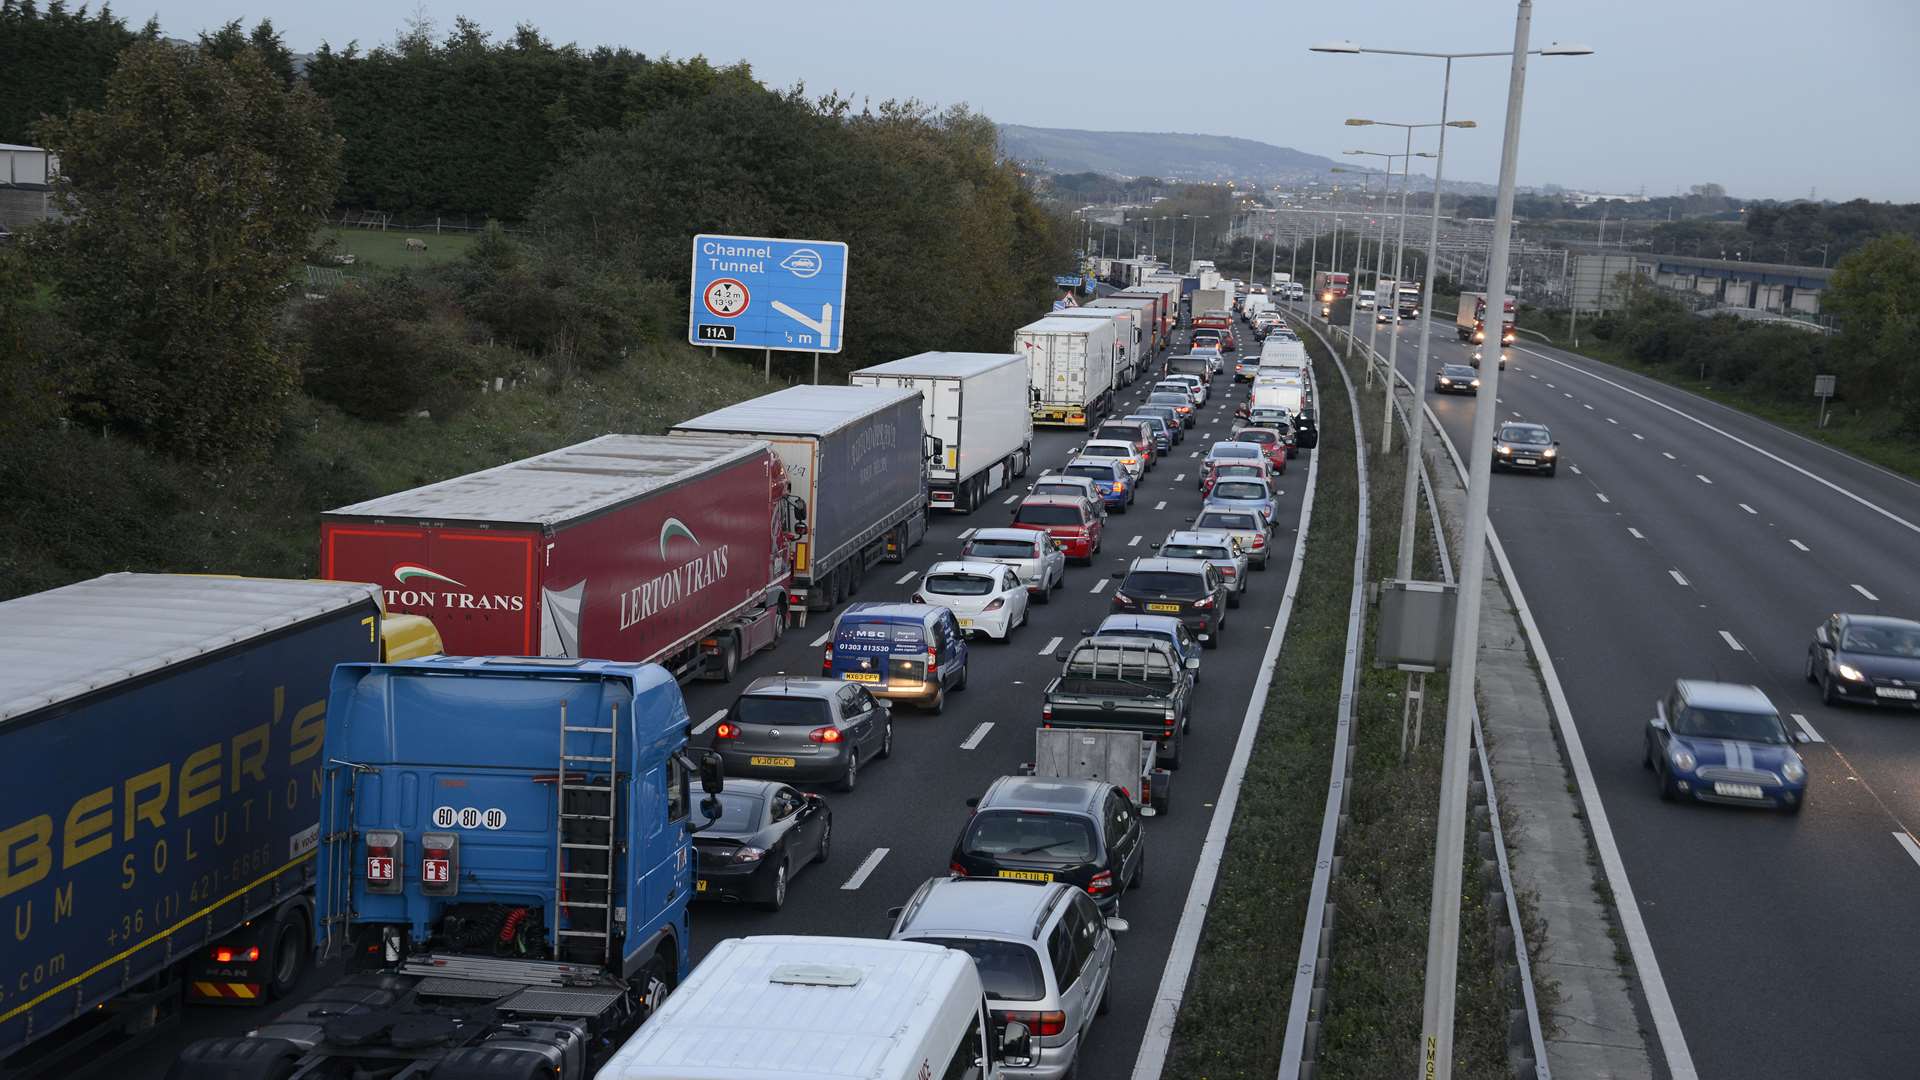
[1306,14,1594,1080]
[1343,151,1434,390]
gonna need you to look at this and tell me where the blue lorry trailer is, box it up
[0,574,384,1072]
[172,655,711,1080]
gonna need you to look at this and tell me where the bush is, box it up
[300,277,492,419]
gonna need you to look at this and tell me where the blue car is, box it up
[1058,459,1134,512]
[822,602,969,714]
[1124,414,1174,454]
[1644,679,1811,813]
[1203,476,1277,523]
[1095,614,1204,684]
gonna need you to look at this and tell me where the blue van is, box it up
[822,602,970,714]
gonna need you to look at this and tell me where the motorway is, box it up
[116,316,1312,1080]
[1349,302,1920,1080]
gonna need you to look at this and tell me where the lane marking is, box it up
[1155,500,1168,511]
[839,847,890,890]
[1039,635,1061,655]
[810,630,832,648]
[1190,450,1200,458]
[1547,382,1557,388]
[895,570,919,584]
[1583,403,1595,411]
[1091,578,1110,594]
[1668,569,1689,586]
[1894,833,1920,872]
[1719,630,1744,652]
[1662,452,1677,460]
[1696,474,1713,485]
[691,709,728,736]
[1628,527,1646,539]
[1003,493,1020,505]
[1596,492,1611,504]
[1129,535,1143,547]
[1632,432,1645,440]
[960,722,995,750]
[1607,417,1619,425]
[1739,503,1757,514]
[1174,473,1187,482]
[958,528,976,540]
[1790,539,1810,551]
[1569,464,1583,475]
[1529,373,1539,379]
[1790,714,1824,743]
[1853,583,1880,601]
[1564,392,1574,399]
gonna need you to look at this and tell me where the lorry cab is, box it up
[824,602,970,713]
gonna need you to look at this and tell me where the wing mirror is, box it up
[886,905,905,920]
[696,748,725,795]
[1105,917,1130,934]
[999,1021,1035,1068]
[1648,716,1666,731]
[1186,657,1201,671]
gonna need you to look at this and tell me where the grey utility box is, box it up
[1376,579,1458,672]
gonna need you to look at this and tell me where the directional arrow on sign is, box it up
[772,300,834,351]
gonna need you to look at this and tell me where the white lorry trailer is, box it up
[1015,314,1117,428]
[852,351,1034,513]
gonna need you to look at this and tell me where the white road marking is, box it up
[691,709,727,736]
[1668,569,1689,586]
[1496,397,1504,404]
[1596,492,1611,504]
[958,528,976,540]
[1529,373,1539,379]
[1696,474,1713,485]
[1739,503,1757,514]
[1174,473,1187,482]
[810,631,831,648]
[1569,464,1583,475]
[1039,635,1062,655]
[1190,450,1200,458]
[1894,833,1920,872]
[1546,382,1556,387]
[1790,714,1824,743]
[1790,539,1810,551]
[1662,452,1677,460]
[1090,578,1110,594]
[1583,403,1595,411]
[1511,411,1522,417]
[1563,392,1574,399]
[960,722,995,750]
[1632,432,1644,440]
[1003,493,1020,505]
[1607,417,1619,425]
[1853,583,1880,601]
[894,570,920,585]
[1628,527,1646,539]
[840,847,890,890]
[1719,630,1744,652]
[1155,500,1168,510]
[1203,432,1214,440]
[1129,535,1143,547]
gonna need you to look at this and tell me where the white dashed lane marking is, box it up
[1091,578,1110,594]
[1854,583,1881,601]
[1129,535,1142,547]
[1669,570,1690,586]
[1739,503,1757,515]
[1003,494,1020,505]
[1039,635,1061,655]
[1628,527,1646,539]
[960,722,995,750]
[691,709,727,736]
[1155,500,1167,511]
[1790,539,1810,552]
[1596,493,1611,504]
[895,570,919,585]
[811,631,832,648]
[1696,475,1713,485]
[840,848,890,890]
[1662,452,1677,460]
[1893,833,1920,873]
[1791,714,1824,743]
[1719,630,1745,652]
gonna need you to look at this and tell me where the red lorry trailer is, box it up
[319,434,797,681]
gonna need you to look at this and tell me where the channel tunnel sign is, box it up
[689,233,849,353]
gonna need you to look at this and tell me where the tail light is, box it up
[420,832,458,896]
[1111,481,1127,493]
[911,593,927,604]
[1086,870,1115,897]
[1252,534,1267,548]
[211,945,260,964]
[1194,595,1216,609]
[927,644,939,677]
[995,1010,1068,1037]
[363,830,402,895]
[1042,703,1053,722]
[950,861,970,877]
[984,598,1005,611]
[714,722,739,739]
[808,727,843,743]
[1112,590,1131,605]
[1220,566,1237,577]
[1163,707,1177,725]
[821,647,832,674]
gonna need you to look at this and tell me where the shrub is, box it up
[300,276,491,420]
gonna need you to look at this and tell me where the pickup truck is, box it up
[1040,635,1196,769]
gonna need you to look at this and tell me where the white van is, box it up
[1251,382,1306,415]
[1259,339,1308,372]
[596,936,1032,1080]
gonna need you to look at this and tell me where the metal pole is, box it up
[1380,126,1415,455]
[1190,218,1198,272]
[1420,7,1531,1078]
[1366,172,1392,387]
[765,347,772,382]
[1396,58,1455,578]
[1170,215,1179,272]
[1290,216,1300,286]
[1347,233,1365,358]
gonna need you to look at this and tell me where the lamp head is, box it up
[1345,118,1374,127]
[1446,120,1478,129]
[1541,42,1595,56]
[1310,40,1363,54]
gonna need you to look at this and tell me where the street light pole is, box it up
[1420,5,1531,1077]
[1397,60,1457,577]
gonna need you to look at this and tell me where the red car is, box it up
[1010,495,1104,564]
[1230,427,1289,474]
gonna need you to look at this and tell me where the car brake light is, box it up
[821,648,833,673]
[1194,595,1216,609]
[1086,870,1115,896]
[715,722,738,739]
[911,593,926,604]
[1042,703,1053,722]
[996,1010,1068,1038]
[808,727,843,743]
[950,861,969,877]
[211,945,260,964]
[984,598,1005,612]
[1253,534,1266,547]
[927,644,939,676]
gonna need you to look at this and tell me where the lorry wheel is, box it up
[713,638,740,683]
[265,909,309,999]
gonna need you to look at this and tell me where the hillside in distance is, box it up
[998,124,1338,184]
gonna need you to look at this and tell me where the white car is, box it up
[1161,374,1208,405]
[1072,439,1146,481]
[913,561,1029,641]
[960,527,1067,603]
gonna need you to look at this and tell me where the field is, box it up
[312,224,480,269]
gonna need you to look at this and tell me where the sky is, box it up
[133,0,1920,202]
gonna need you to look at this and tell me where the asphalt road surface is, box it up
[113,312,1315,1080]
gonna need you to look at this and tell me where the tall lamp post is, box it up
[1314,17,1592,1079]
[1339,152,1436,389]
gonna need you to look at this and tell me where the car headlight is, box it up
[1781,758,1806,784]
[1439,378,1452,385]
[1543,448,1557,457]
[1836,662,1866,682]
[1470,379,1481,388]
[1497,445,1512,455]
[1669,748,1696,772]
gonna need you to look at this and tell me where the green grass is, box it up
[312,224,480,269]
[0,340,783,601]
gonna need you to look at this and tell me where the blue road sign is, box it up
[689,233,849,353]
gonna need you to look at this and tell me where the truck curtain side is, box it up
[321,434,794,682]
[672,386,930,616]
[850,352,1034,514]
[0,574,383,1068]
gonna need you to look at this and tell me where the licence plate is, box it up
[749,756,796,768]
[1713,782,1764,799]
[696,879,708,893]
[1515,458,1536,466]
[844,672,881,683]
[1876,687,1918,700]
[1147,603,1181,613]
[997,870,1054,882]
[958,618,974,629]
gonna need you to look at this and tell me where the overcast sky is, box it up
[137,0,1920,202]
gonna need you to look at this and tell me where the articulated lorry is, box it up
[1456,291,1517,344]
[0,575,391,1073]
[851,352,1034,513]
[1312,271,1350,303]
[1014,315,1117,429]
[1049,307,1141,388]
[673,386,933,616]
[321,434,798,682]
[1104,291,1168,351]
[172,655,720,1080]
[1085,297,1156,371]
[1190,288,1231,320]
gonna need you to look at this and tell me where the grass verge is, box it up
[313,224,479,268]
[1161,325,1358,1078]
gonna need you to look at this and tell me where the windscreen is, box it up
[906,937,1045,1002]
[1841,625,1920,657]
[965,537,1038,559]
[1169,357,1209,373]
[1078,445,1126,458]
[1015,504,1082,526]
[1212,482,1267,501]
[731,696,832,727]
[702,792,764,833]
[1123,571,1206,597]
[1672,706,1787,744]
[923,573,996,596]
[1442,366,1477,378]
[1210,445,1260,460]
[1095,425,1143,444]
[1238,430,1276,445]
[1499,427,1551,445]
[1062,642,1176,693]
[1060,465,1113,482]
[1197,511,1258,532]
[1149,394,1190,408]
[962,812,1096,863]
[1161,544,1229,560]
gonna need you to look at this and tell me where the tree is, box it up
[199,19,296,87]
[36,39,342,460]
[0,0,155,140]
[1825,233,1920,430]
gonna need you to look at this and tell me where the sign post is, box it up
[1814,373,1835,429]
[689,234,848,381]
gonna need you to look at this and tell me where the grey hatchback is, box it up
[710,676,893,791]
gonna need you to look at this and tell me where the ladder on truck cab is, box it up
[554,700,620,966]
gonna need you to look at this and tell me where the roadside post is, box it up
[1814,374,1835,428]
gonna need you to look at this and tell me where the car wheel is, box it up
[1656,761,1676,802]
[1254,554,1268,571]
[929,685,946,715]
[1784,794,1805,816]
[835,750,859,793]
[813,817,832,863]
[877,722,893,759]
[1116,500,1128,514]
[1642,738,1654,771]
[1034,582,1051,605]
[1131,849,1144,889]
[1805,649,1818,684]
[760,860,789,912]
[955,662,969,692]
[1820,669,1840,707]
[1098,980,1112,1016]
[1545,465,1557,478]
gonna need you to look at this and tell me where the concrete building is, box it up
[1649,253,1830,318]
[0,143,57,235]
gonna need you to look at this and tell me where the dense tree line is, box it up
[0,0,154,140]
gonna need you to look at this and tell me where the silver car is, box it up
[962,527,1068,603]
[710,677,892,791]
[890,877,1124,1080]
[1157,529,1248,607]
[1191,506,1274,570]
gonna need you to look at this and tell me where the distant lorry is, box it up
[851,352,1034,513]
[1457,291,1517,344]
[1050,306,1142,387]
[1191,288,1231,319]
[173,655,720,1080]
[0,575,384,1071]
[322,434,798,681]
[1087,295,1158,360]
[1312,271,1351,302]
[1014,314,1118,429]
[1270,271,1293,289]
[674,386,933,616]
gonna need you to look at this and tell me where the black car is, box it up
[953,776,1145,915]
[1110,557,1230,649]
[710,676,892,790]
[1492,421,1558,476]
[694,779,832,911]
[1434,364,1480,395]
[1292,409,1319,450]
[1807,613,1920,709]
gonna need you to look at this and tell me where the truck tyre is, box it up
[836,750,860,792]
[264,908,310,1000]
[167,1038,301,1080]
[712,637,740,683]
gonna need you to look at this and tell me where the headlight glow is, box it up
[1670,748,1696,772]
[1836,662,1866,682]
[1497,445,1512,455]
[1781,759,1806,783]
[1543,448,1557,457]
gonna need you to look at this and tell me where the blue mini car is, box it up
[822,602,969,714]
[1644,679,1811,813]
[1058,459,1133,512]
[1094,614,1204,684]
